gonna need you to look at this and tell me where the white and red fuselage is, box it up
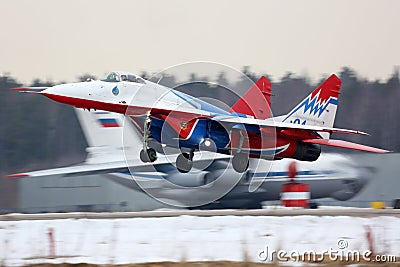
[39,75,303,160]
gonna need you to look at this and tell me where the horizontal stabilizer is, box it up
[302,139,390,153]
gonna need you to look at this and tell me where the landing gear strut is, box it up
[176,150,194,173]
[232,130,249,173]
[139,113,157,163]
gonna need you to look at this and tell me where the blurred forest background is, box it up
[0,66,399,208]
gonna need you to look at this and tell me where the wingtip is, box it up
[5,173,29,178]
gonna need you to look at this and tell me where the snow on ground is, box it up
[0,215,399,266]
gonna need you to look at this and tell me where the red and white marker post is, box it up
[281,161,310,207]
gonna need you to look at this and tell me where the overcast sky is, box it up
[1,0,399,83]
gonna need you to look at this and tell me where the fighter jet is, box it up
[12,71,388,174]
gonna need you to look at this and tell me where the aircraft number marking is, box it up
[293,119,307,125]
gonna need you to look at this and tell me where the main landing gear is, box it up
[175,138,216,173]
[176,150,194,173]
[231,130,249,173]
[140,148,157,163]
[232,153,249,173]
[139,113,158,163]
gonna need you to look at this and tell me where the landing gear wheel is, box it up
[232,153,249,173]
[176,153,193,173]
[140,149,149,162]
[140,148,158,163]
[147,148,157,162]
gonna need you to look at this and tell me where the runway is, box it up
[1,208,399,221]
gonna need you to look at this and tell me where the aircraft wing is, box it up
[212,115,389,153]
[212,115,368,135]
[6,161,167,178]
[5,152,227,179]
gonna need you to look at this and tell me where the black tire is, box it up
[232,153,249,173]
[147,148,158,162]
[176,153,193,173]
[140,148,157,163]
[140,149,149,163]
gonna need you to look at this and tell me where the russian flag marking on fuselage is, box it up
[98,118,120,128]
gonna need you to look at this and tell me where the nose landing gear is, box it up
[140,113,158,163]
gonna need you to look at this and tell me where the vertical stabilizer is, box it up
[280,74,341,139]
[74,109,142,164]
[229,76,272,119]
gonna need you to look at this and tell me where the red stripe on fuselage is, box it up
[42,93,212,121]
[42,93,130,114]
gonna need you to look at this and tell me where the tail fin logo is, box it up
[303,89,338,117]
[283,89,338,121]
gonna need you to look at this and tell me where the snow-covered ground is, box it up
[0,215,399,266]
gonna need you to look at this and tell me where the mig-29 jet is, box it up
[12,72,388,173]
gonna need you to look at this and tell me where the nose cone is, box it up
[41,84,70,104]
[42,84,71,96]
[41,83,90,109]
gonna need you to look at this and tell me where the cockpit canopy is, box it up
[101,71,146,84]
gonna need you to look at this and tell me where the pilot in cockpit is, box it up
[102,72,146,84]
